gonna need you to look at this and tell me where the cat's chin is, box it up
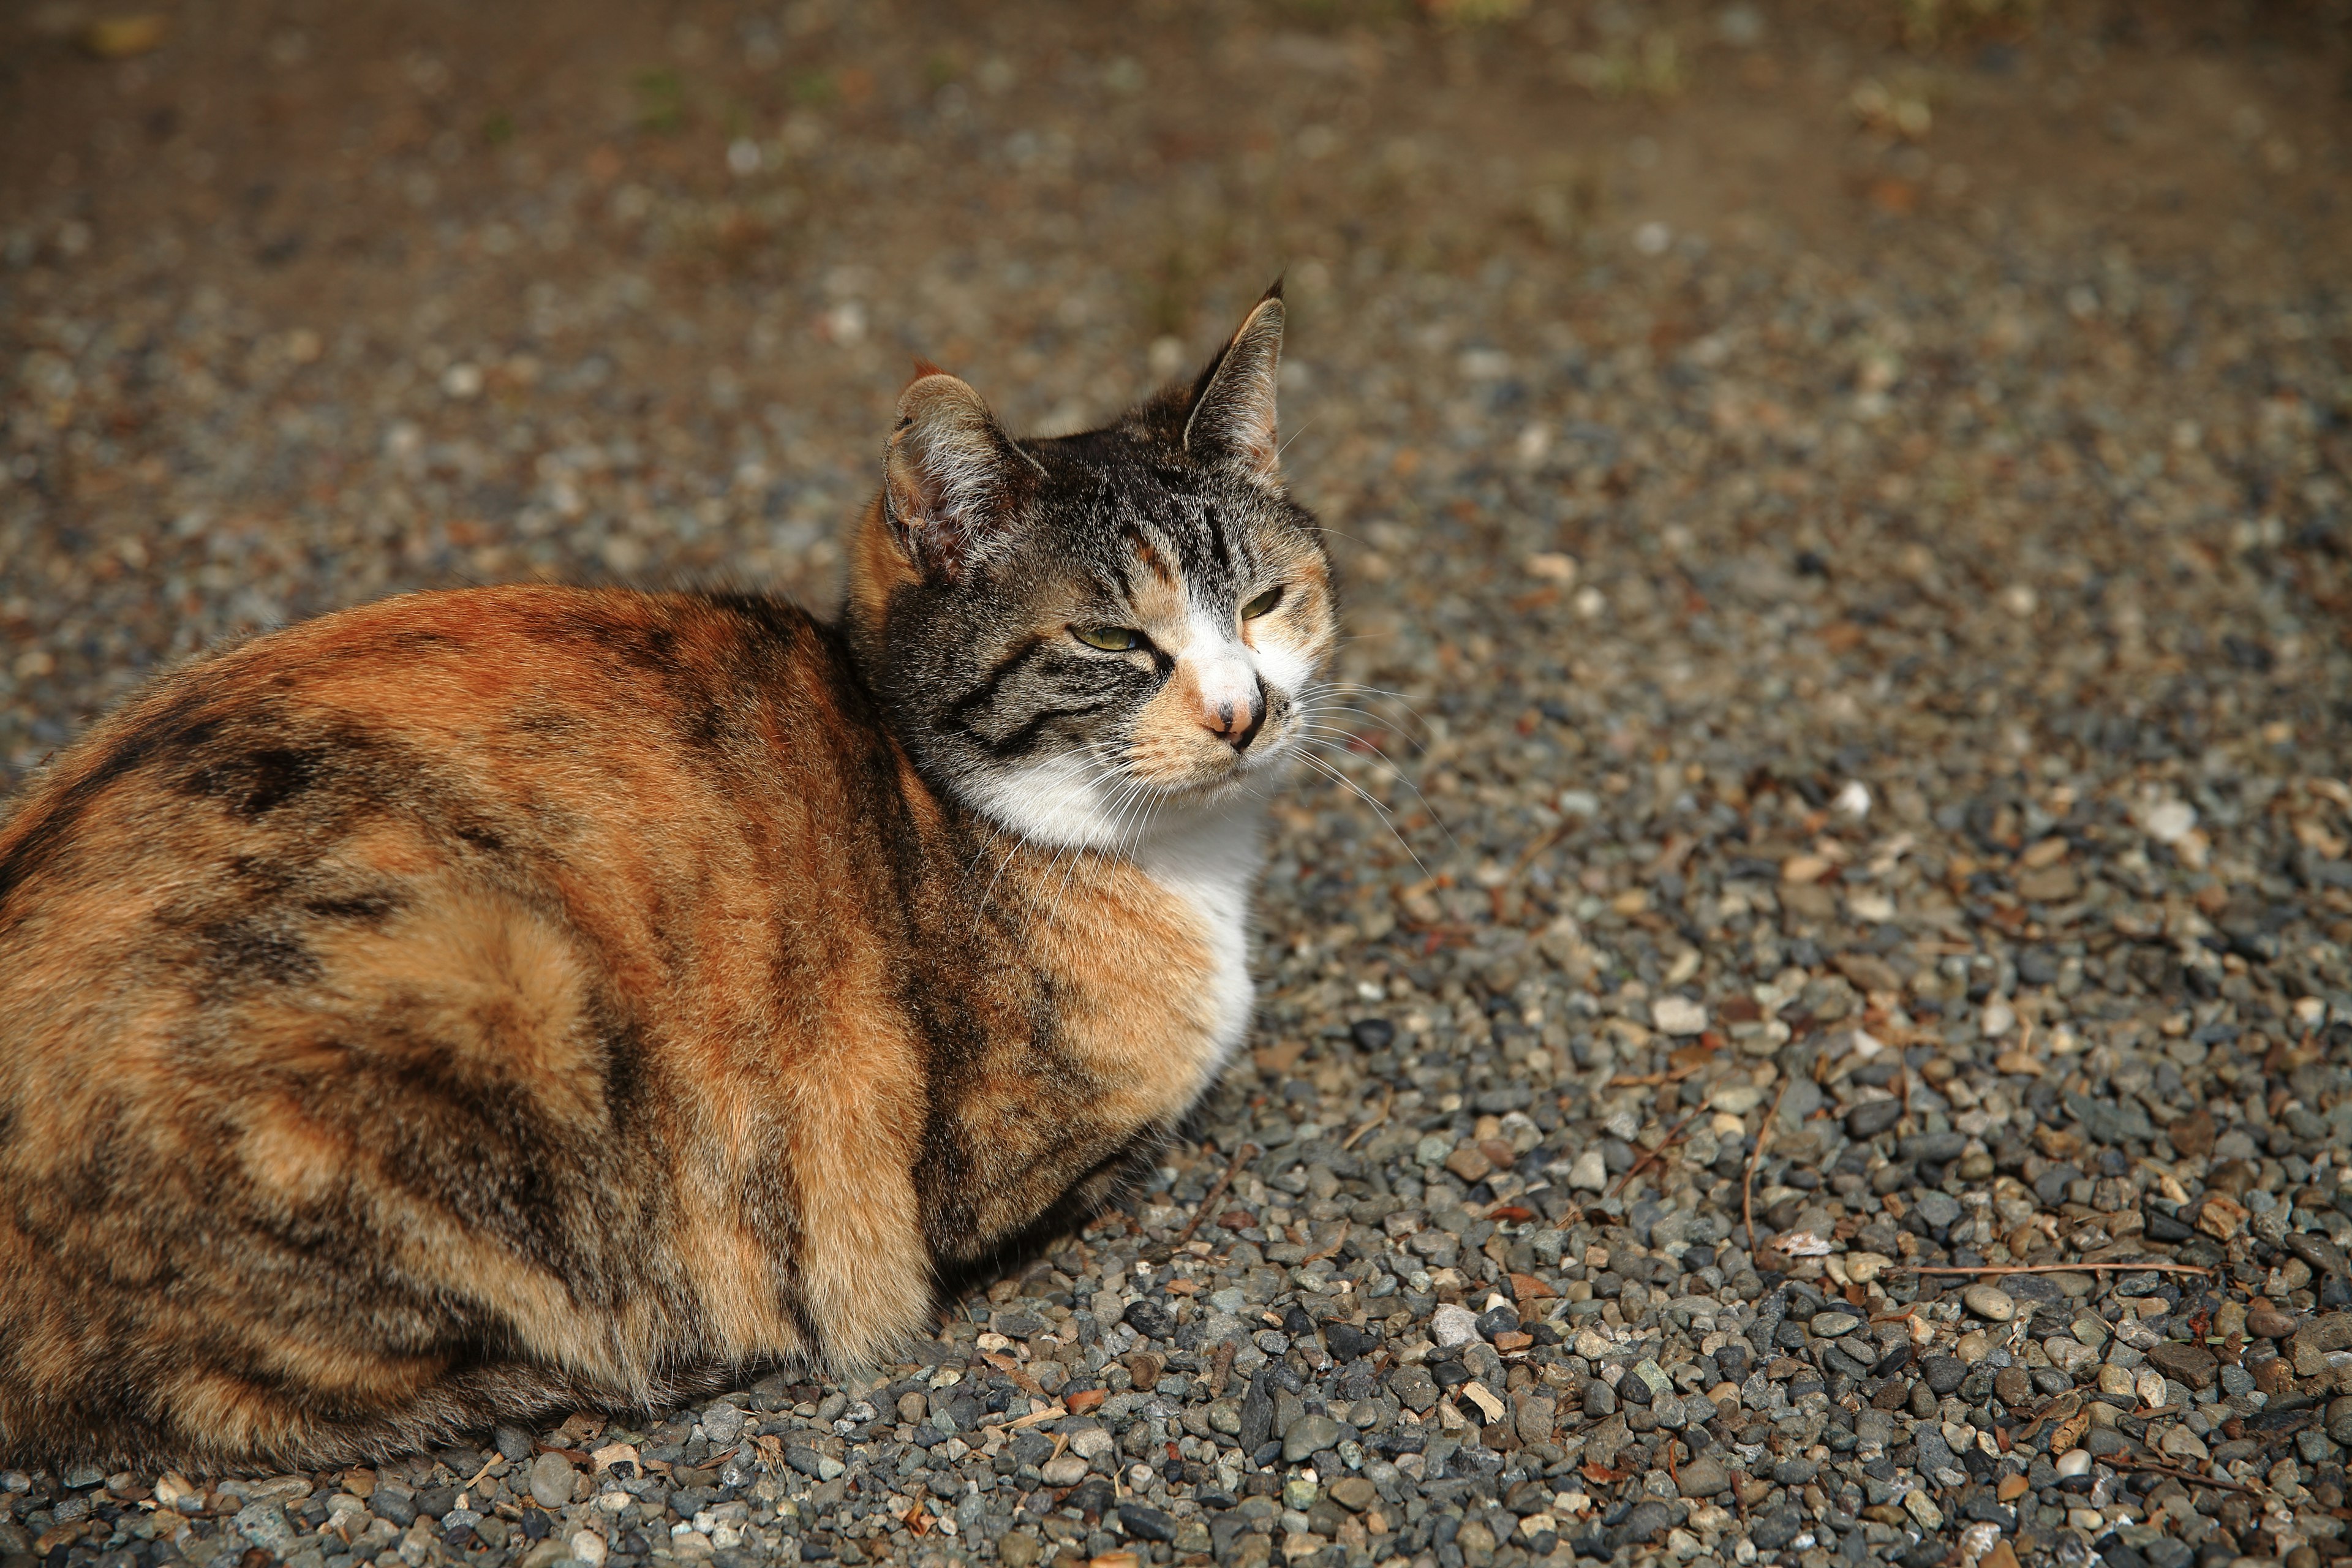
[1137,741,1302,812]
[963,747,1293,851]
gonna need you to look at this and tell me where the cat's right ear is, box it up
[883,371,1034,579]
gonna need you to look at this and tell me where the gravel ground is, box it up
[7,4,2352,1568]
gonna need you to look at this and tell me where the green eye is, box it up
[1073,625,1145,652]
[1241,586,1284,620]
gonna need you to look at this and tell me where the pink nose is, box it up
[1199,679,1267,752]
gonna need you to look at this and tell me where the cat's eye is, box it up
[1072,625,1145,652]
[1240,586,1283,620]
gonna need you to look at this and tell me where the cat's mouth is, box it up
[1124,725,1298,802]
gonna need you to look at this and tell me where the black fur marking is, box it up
[975,701,1115,760]
[943,635,1050,723]
[187,747,322,818]
[0,687,218,918]
[196,916,323,990]
[301,889,402,924]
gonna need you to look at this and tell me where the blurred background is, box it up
[1,0,2348,814]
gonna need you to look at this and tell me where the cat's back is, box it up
[0,584,952,1461]
[0,581,899,1181]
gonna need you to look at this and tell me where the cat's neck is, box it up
[956,755,1283,870]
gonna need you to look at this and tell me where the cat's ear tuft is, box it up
[1183,282,1286,481]
[884,371,1031,578]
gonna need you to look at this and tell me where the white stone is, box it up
[2056,1448,2091,1478]
[1568,1149,1608,1192]
[1708,1082,1763,1115]
[1651,997,1708,1036]
[570,1531,608,1568]
[2138,797,2197,845]
[1431,1303,1483,1349]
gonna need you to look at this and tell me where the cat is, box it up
[0,285,1335,1470]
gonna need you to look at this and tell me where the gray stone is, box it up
[1898,1131,1967,1164]
[2065,1090,2155,1144]
[1675,1454,1730,1497]
[529,1450,578,1510]
[232,1503,298,1557]
[1914,1193,1961,1229]
[1611,1500,1681,1545]
[1846,1101,1902,1138]
[1282,1414,1344,1463]
[701,1403,747,1446]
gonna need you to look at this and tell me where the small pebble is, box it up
[1962,1284,2016,1322]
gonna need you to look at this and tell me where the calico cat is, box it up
[0,287,1334,1469]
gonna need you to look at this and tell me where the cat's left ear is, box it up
[1183,282,1285,483]
[884,368,1036,578]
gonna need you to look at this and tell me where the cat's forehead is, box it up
[1027,430,1301,601]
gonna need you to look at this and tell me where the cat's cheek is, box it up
[1248,639,1322,715]
[1123,678,1239,790]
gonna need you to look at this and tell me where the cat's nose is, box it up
[1199,673,1267,752]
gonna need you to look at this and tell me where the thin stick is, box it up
[1174,1142,1258,1250]
[2109,1458,2259,1495]
[1744,1079,1791,1258]
[1608,1109,1703,1198]
[1343,1089,1395,1152]
[1891,1262,2215,1279]
[1303,1221,1352,1264]
[1508,819,1577,886]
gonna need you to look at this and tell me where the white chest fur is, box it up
[1136,808,1264,1098]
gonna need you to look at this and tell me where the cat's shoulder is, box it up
[0,585,850,878]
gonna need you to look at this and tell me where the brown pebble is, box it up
[1125,1352,1162,1392]
[1993,1365,2033,1409]
[1444,1144,1494,1183]
[2168,1109,2215,1158]
[2246,1302,2300,1340]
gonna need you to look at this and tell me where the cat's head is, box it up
[845,286,1335,849]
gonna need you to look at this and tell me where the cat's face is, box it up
[847,292,1336,849]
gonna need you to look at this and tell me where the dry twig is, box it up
[2110,1458,2258,1495]
[1744,1079,1792,1257]
[1174,1142,1257,1250]
[1343,1089,1395,1152]
[1607,1109,1703,1197]
[1303,1221,1352,1263]
[1893,1262,2214,1280]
